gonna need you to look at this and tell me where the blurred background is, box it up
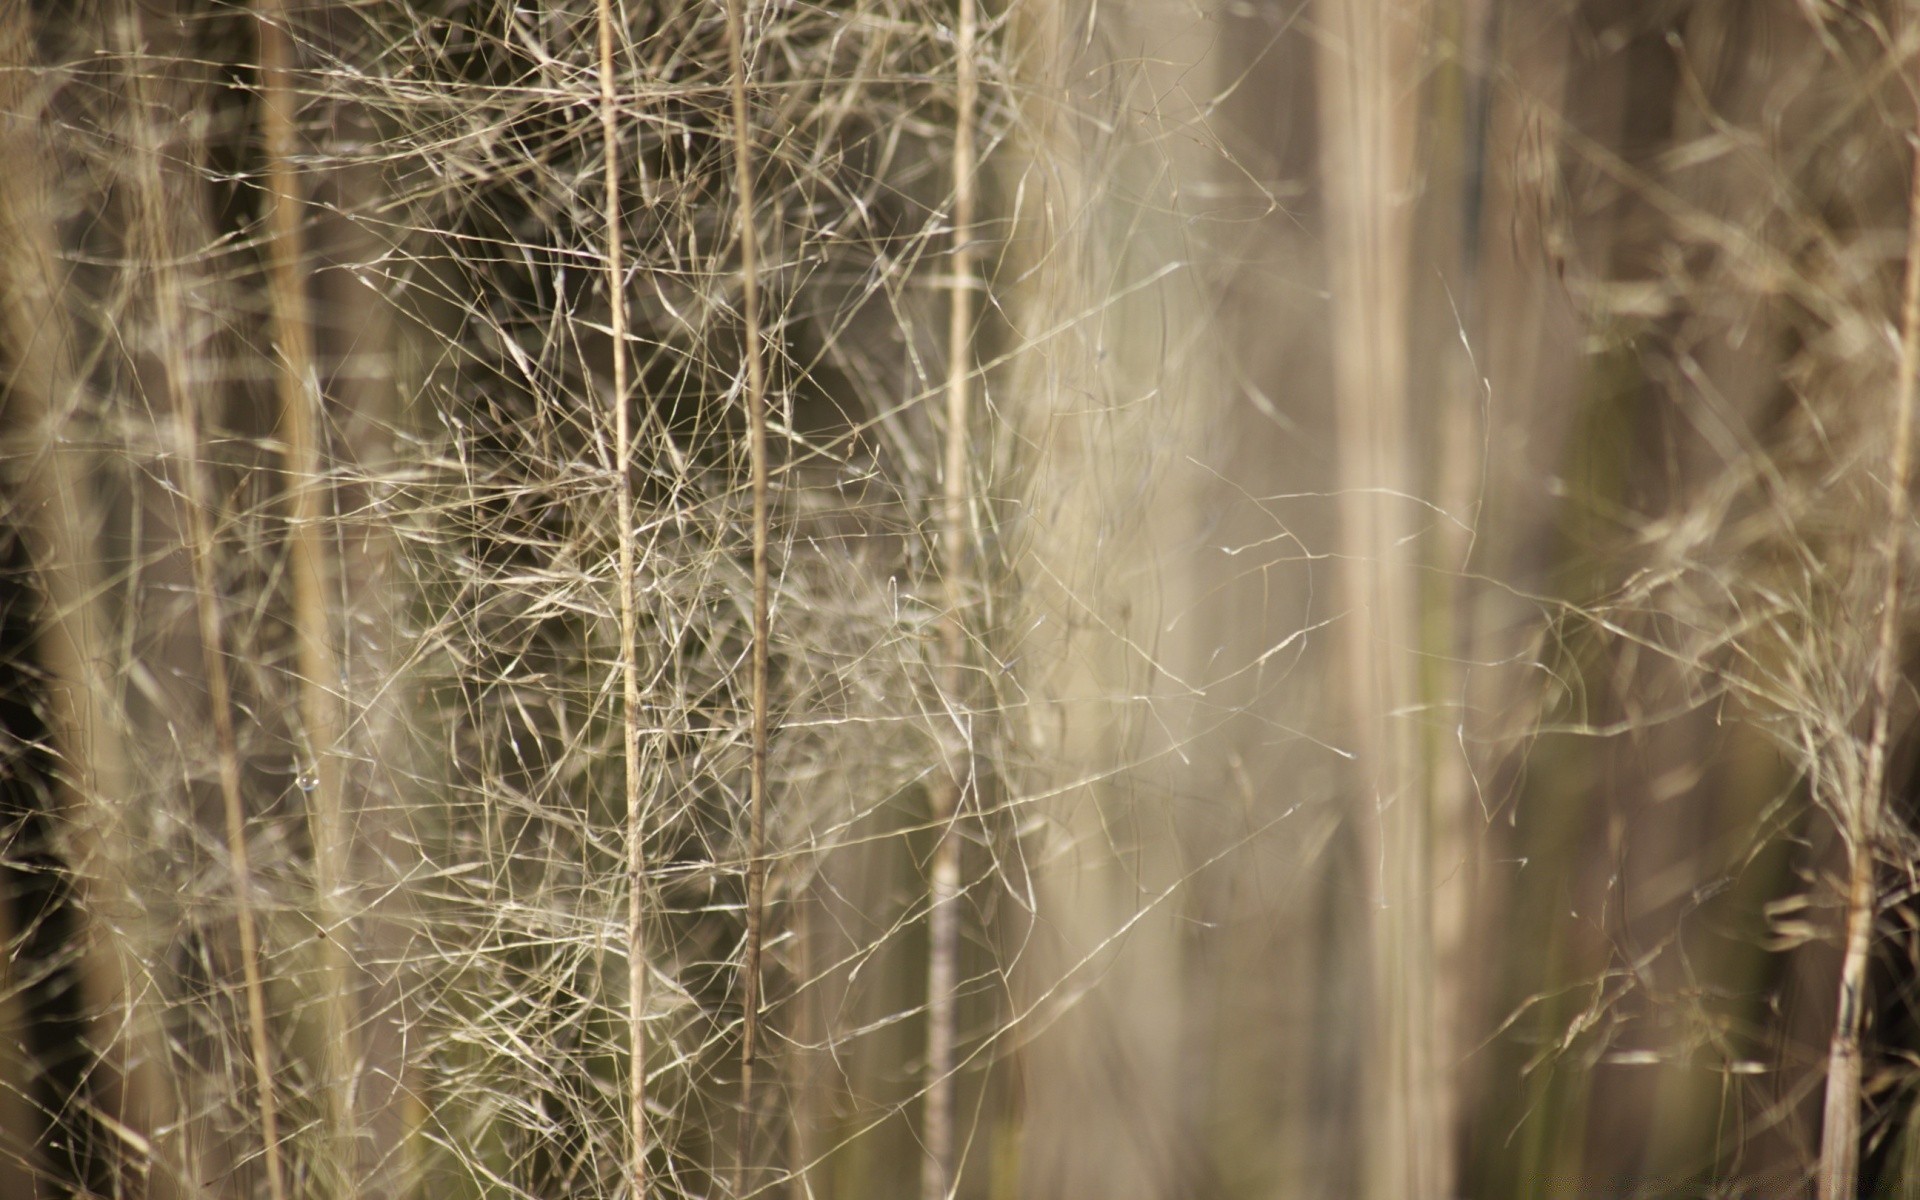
[1,1,1917,1198]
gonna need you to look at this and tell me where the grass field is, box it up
[1,2,1917,1198]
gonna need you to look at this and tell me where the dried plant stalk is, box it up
[126,36,289,1200]
[922,0,978,1194]
[1314,2,1449,1197]
[0,9,183,1195]
[1816,60,1920,1200]
[257,8,361,1188]
[596,4,652,1199]
[719,0,774,1186]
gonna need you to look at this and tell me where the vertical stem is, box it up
[720,0,773,1188]
[123,22,286,1200]
[595,5,650,1199]
[923,0,978,1195]
[1315,3,1445,1198]
[1427,0,1496,1177]
[1817,58,1920,1200]
[257,8,360,1190]
[0,11,186,1195]
[187,391,288,1200]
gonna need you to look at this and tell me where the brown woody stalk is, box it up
[1816,60,1920,1200]
[922,0,978,1194]
[595,4,652,1199]
[256,8,361,1189]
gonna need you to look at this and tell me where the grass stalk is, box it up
[186,396,289,1200]
[718,0,773,1188]
[256,8,361,1188]
[125,40,289,1200]
[0,10,185,1194]
[1314,3,1446,1197]
[595,5,652,1199]
[721,0,771,1182]
[130,104,290,1200]
[1815,56,1920,1200]
[922,0,978,1195]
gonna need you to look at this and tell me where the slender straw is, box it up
[257,9,361,1190]
[132,58,290,1200]
[595,4,651,1198]
[720,0,773,1189]
[1816,58,1920,1200]
[922,0,978,1195]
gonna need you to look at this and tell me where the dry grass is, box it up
[6,2,1920,1199]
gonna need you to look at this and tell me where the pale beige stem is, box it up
[0,10,190,1196]
[1315,3,1448,1198]
[595,5,651,1199]
[719,0,772,1189]
[256,9,361,1191]
[923,0,978,1196]
[1427,0,1499,1177]
[125,32,289,1200]
[1816,56,1920,1200]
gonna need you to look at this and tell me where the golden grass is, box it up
[0,3,1917,1198]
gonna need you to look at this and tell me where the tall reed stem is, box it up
[129,39,288,1200]
[0,10,182,1194]
[922,0,977,1194]
[719,0,773,1188]
[595,5,651,1199]
[257,9,360,1189]
[1315,3,1447,1197]
[1816,58,1920,1200]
